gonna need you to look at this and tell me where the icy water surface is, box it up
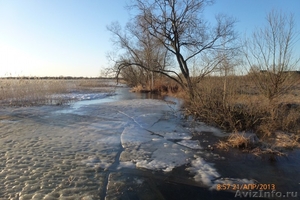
[0,88,299,200]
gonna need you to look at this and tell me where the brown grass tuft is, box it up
[227,132,251,149]
[272,132,300,149]
[215,140,230,151]
[130,85,144,92]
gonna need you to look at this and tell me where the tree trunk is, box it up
[186,76,195,99]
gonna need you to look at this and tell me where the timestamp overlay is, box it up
[217,183,298,198]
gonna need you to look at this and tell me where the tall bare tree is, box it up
[107,20,171,90]
[134,0,237,97]
[218,39,240,104]
[243,10,300,102]
[109,0,237,98]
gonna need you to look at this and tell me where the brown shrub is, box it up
[184,75,300,138]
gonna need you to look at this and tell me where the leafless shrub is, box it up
[185,76,268,132]
[242,10,300,104]
[184,74,300,140]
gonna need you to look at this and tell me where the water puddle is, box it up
[0,86,299,200]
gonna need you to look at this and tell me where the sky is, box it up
[0,0,299,77]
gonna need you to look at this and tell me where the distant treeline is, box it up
[0,76,119,80]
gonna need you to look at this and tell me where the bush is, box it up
[184,75,300,137]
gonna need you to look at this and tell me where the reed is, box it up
[0,78,114,106]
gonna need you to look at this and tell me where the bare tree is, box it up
[109,0,237,98]
[133,0,237,97]
[243,10,300,102]
[107,20,171,90]
[213,35,240,104]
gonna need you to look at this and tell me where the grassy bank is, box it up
[0,78,115,107]
[184,75,300,134]
[130,78,180,95]
[125,74,300,154]
[183,74,300,153]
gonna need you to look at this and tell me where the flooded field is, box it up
[0,87,299,200]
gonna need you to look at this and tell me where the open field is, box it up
[0,78,116,107]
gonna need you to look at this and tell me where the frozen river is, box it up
[0,87,299,200]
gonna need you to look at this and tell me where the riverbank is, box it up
[0,78,115,107]
[0,85,299,199]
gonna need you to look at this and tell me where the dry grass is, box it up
[215,132,293,157]
[77,79,116,88]
[184,75,300,137]
[183,74,300,153]
[0,78,69,106]
[130,85,144,92]
[249,147,286,158]
[0,78,113,106]
[270,132,300,149]
[216,132,255,150]
[129,78,180,95]
[227,132,251,148]
[215,140,230,151]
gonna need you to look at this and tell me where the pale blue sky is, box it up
[0,0,299,77]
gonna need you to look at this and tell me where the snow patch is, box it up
[187,156,255,190]
[186,156,220,186]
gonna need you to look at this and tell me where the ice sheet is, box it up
[113,99,255,187]
[0,96,257,199]
[120,125,154,148]
[177,139,202,149]
[136,141,191,172]
[51,92,111,101]
[164,132,192,140]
